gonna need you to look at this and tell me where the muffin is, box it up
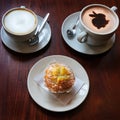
[44,62,75,93]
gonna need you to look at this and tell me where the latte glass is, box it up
[77,4,119,46]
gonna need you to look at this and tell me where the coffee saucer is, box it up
[61,12,115,55]
[0,15,51,53]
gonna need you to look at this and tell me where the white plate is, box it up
[61,12,115,55]
[27,55,90,112]
[0,15,51,53]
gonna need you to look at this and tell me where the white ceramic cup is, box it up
[2,6,38,42]
[77,4,119,46]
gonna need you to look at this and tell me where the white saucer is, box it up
[27,55,90,112]
[61,12,115,55]
[0,15,51,53]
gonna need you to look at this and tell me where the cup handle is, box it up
[20,6,26,8]
[111,6,117,12]
[77,31,87,43]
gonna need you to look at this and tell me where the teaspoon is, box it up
[28,13,50,46]
[67,17,79,38]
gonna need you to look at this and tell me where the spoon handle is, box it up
[35,13,50,35]
[72,17,79,29]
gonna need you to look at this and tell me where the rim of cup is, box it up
[79,4,119,35]
[2,7,38,36]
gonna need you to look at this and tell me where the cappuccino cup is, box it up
[2,6,38,42]
[77,4,119,46]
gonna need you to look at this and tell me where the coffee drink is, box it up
[81,6,116,34]
[78,4,119,46]
[3,8,38,35]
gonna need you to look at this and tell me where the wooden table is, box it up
[0,0,120,120]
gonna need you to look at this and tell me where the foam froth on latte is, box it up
[82,6,116,34]
[4,9,37,35]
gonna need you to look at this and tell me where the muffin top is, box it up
[45,63,73,82]
[44,62,75,93]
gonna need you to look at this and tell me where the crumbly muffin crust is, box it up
[44,62,75,93]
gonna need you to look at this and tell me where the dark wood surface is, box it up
[0,0,120,120]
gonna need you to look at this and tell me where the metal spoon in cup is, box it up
[28,13,50,46]
[66,17,79,39]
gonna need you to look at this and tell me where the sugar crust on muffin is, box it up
[44,62,75,93]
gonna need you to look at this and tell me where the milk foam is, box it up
[4,9,36,35]
[82,6,116,34]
